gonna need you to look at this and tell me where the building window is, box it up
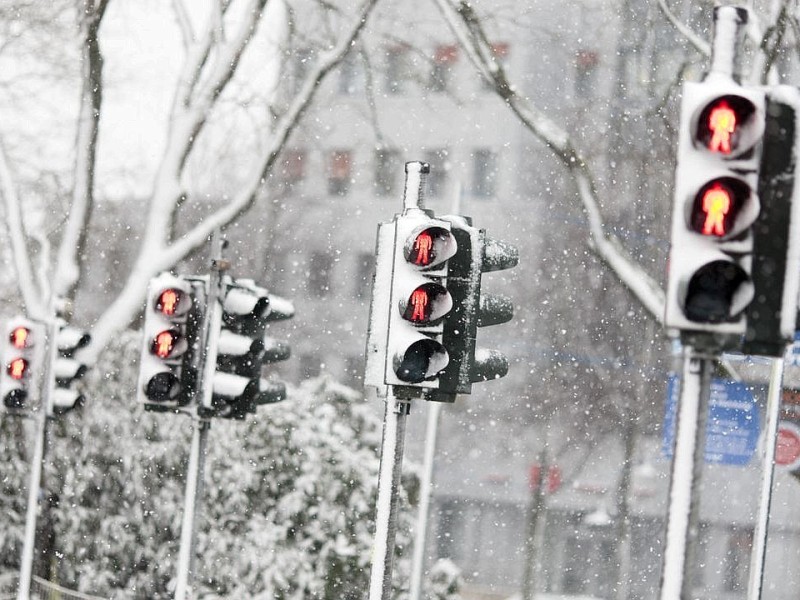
[353,251,374,298]
[338,50,363,95]
[424,148,448,198]
[280,149,306,185]
[308,251,334,297]
[328,150,352,195]
[575,49,599,97]
[724,527,753,592]
[375,148,400,197]
[430,44,458,92]
[385,45,409,95]
[472,148,496,198]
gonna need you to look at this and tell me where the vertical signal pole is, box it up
[174,231,227,600]
[368,163,428,600]
[18,314,53,600]
[659,347,712,600]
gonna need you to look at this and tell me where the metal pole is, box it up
[409,401,441,600]
[368,387,410,600]
[17,407,46,600]
[659,346,713,600]
[747,355,785,600]
[174,230,226,600]
[18,315,57,600]
[174,418,210,600]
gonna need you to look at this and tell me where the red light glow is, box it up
[154,331,177,359]
[409,288,430,322]
[708,101,736,154]
[412,231,434,266]
[158,289,180,316]
[701,183,732,236]
[7,358,27,380]
[10,327,29,349]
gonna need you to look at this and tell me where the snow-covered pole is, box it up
[18,303,58,599]
[369,162,432,600]
[707,5,748,82]
[747,355,785,599]
[368,387,411,600]
[174,231,226,600]
[658,347,713,600]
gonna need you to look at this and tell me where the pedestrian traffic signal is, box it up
[50,323,91,416]
[429,216,518,402]
[382,210,456,390]
[205,279,293,419]
[665,80,765,340]
[137,273,201,411]
[1,317,41,410]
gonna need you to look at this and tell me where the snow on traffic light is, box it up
[428,215,518,402]
[137,273,200,411]
[664,79,765,341]
[0,317,41,411]
[205,278,293,420]
[50,323,91,416]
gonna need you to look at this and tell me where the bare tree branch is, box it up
[171,0,195,48]
[85,0,381,358]
[655,0,712,58]
[433,0,665,321]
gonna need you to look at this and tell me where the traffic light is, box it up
[380,209,456,390]
[0,317,41,410]
[664,80,765,340]
[137,273,201,411]
[50,323,91,416]
[206,278,293,419]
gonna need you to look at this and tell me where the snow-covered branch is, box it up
[655,0,711,58]
[0,137,46,319]
[85,0,380,359]
[433,0,665,321]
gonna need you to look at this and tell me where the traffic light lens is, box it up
[151,330,184,359]
[9,327,30,349]
[406,227,454,268]
[156,288,188,316]
[685,260,749,323]
[144,372,181,401]
[691,178,748,237]
[707,101,736,153]
[395,339,448,383]
[7,358,27,380]
[403,283,449,323]
[696,95,755,155]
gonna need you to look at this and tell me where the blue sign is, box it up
[788,331,800,367]
[662,375,760,466]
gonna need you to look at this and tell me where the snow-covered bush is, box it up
[41,332,413,598]
[425,558,463,600]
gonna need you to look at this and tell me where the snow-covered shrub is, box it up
[43,332,413,598]
[425,558,463,600]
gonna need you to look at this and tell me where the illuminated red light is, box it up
[153,330,177,359]
[9,327,30,349]
[409,288,430,322]
[700,183,732,236]
[158,289,181,316]
[7,357,27,380]
[707,100,736,154]
[410,231,434,267]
